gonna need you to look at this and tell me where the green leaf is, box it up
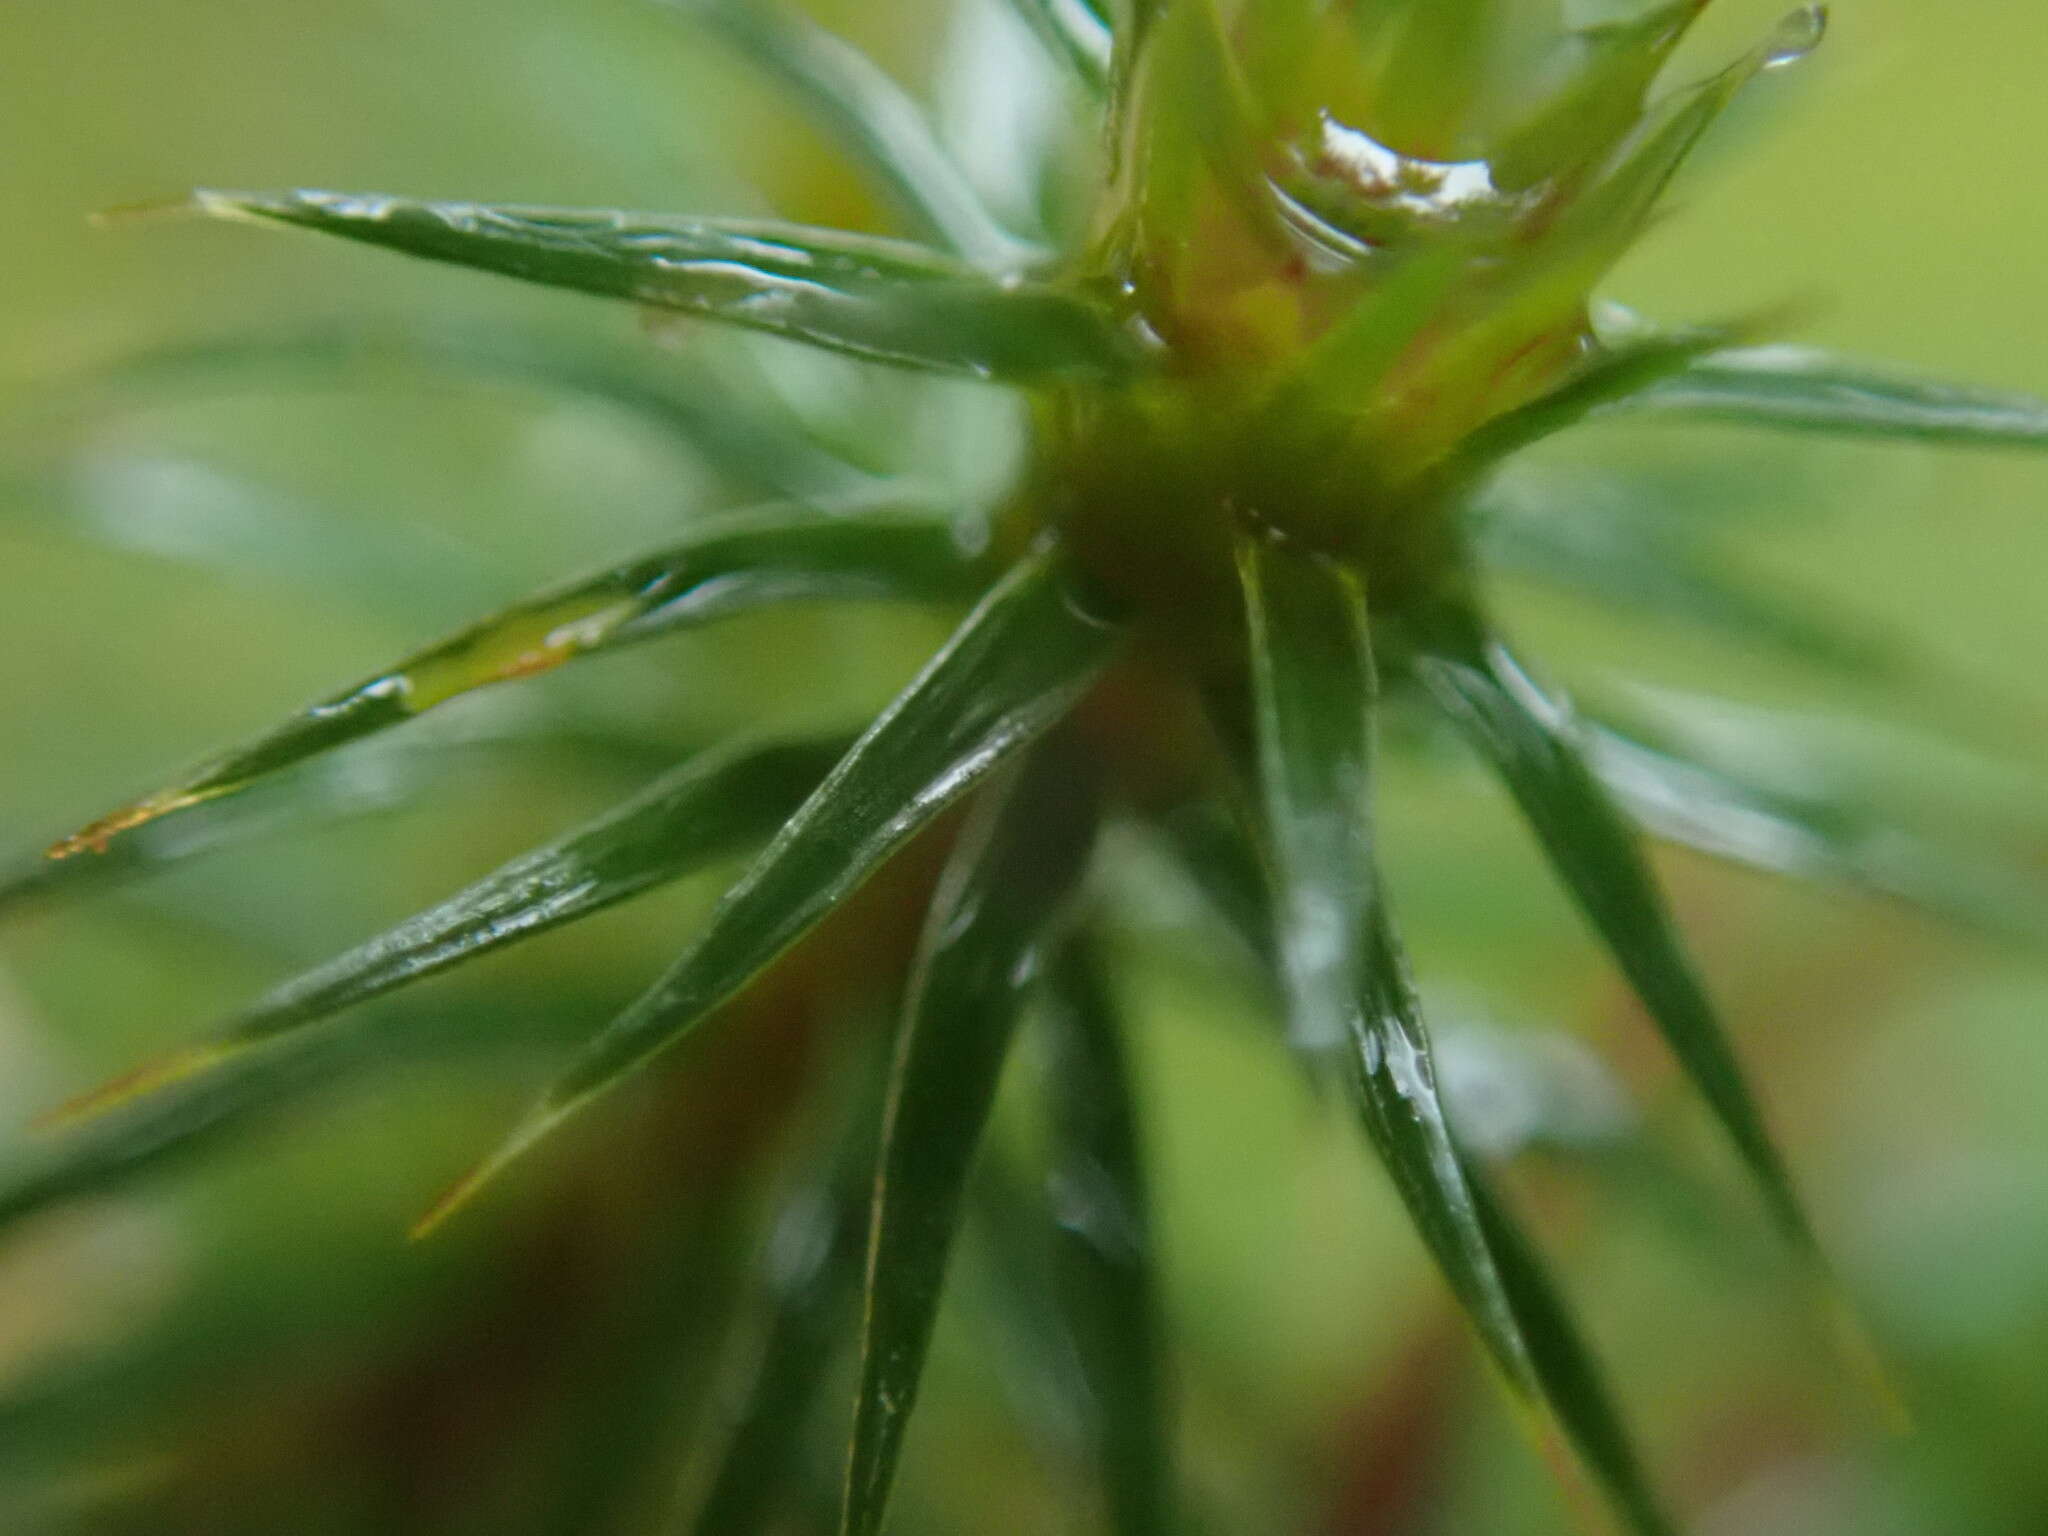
[1412,615,1818,1256]
[1135,0,1270,243]
[1466,466,1897,677]
[1462,1161,1668,1536]
[1567,7,1825,243]
[1001,0,1113,91]
[1353,0,1501,154]
[14,737,839,1198]
[419,543,1122,1231]
[1493,0,1709,191]
[1453,324,1737,473]
[1585,707,2048,944]
[688,1079,879,1536]
[38,321,876,501]
[667,0,1034,267]
[1262,239,1476,458]
[1237,537,1381,1056]
[1235,537,1670,1536]
[1041,931,1170,1536]
[1145,792,1276,971]
[844,735,1101,1536]
[1603,343,2048,447]
[1,743,423,921]
[183,190,1138,382]
[43,509,978,859]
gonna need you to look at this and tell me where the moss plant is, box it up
[8,1,2048,1531]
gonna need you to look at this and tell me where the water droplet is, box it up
[1761,5,1827,70]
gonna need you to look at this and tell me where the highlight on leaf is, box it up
[40,737,842,1133]
[44,510,981,860]
[1235,534,1671,1535]
[412,543,1121,1233]
[1411,614,1821,1258]
[180,190,1141,381]
[844,733,1100,1536]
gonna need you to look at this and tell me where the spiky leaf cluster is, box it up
[9,2,2048,1532]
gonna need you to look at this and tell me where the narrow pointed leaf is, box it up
[1146,793,1276,970]
[689,1085,879,1536]
[1041,931,1170,1536]
[1,748,420,920]
[1356,926,1671,1536]
[1237,537,1669,1535]
[1136,0,1271,249]
[1001,0,1113,90]
[844,737,1101,1536]
[27,737,840,1167]
[1462,1161,1668,1536]
[1359,0,1499,153]
[1493,1,1709,191]
[1237,538,1381,1056]
[45,510,978,860]
[41,322,875,500]
[422,544,1121,1230]
[1603,343,2048,448]
[668,0,1033,267]
[1467,470,1897,677]
[184,190,1137,381]
[1586,710,2048,943]
[1570,7,1826,242]
[1239,535,1511,1338]
[1413,617,1817,1254]
[1453,324,1738,473]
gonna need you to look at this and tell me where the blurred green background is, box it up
[2,1,2046,1532]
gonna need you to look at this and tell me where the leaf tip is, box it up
[89,196,205,230]
[1819,1285,1913,1436]
[35,1042,231,1131]
[46,792,196,861]
[407,1110,555,1241]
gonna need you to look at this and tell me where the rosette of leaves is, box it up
[7,1,2048,1532]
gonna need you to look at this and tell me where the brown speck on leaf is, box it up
[47,803,165,860]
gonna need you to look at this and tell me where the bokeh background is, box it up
[2,1,2046,1531]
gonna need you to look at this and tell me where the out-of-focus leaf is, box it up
[1001,0,1113,90]
[686,1076,880,1536]
[1585,708,2048,943]
[1493,0,1708,191]
[1466,467,1897,676]
[7,739,841,1218]
[1454,325,1736,472]
[667,0,1033,268]
[0,995,548,1234]
[1602,343,2048,447]
[1352,0,1499,153]
[182,191,1138,382]
[1564,7,1825,246]
[0,747,422,921]
[1236,537,1669,1535]
[418,543,1122,1230]
[6,452,498,618]
[1040,930,1169,1536]
[1278,240,1473,418]
[1461,1160,1665,1535]
[21,323,875,501]
[1145,793,1276,969]
[1136,0,1268,244]
[1435,1019,1635,1160]
[43,510,978,860]
[844,735,1100,1536]
[1412,616,1818,1256]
